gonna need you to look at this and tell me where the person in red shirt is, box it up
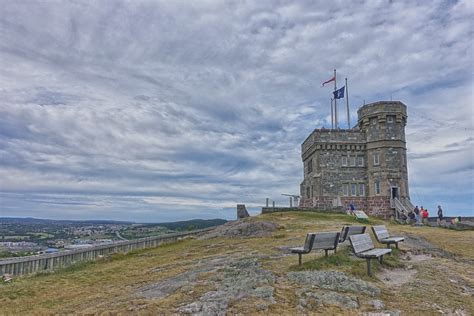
[422,208,429,224]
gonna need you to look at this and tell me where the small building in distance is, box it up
[299,101,414,218]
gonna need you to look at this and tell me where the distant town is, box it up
[0,217,227,258]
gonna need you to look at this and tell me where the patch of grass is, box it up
[60,261,96,273]
[356,218,370,224]
[273,233,287,239]
[290,247,355,272]
[382,249,404,268]
[293,211,358,223]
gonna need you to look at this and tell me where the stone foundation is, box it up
[299,197,334,208]
[366,196,393,218]
[300,196,393,219]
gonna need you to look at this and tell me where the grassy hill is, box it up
[1,211,473,314]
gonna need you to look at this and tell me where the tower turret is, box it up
[357,101,409,206]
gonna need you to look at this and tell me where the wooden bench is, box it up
[372,225,405,249]
[339,225,366,243]
[312,232,341,257]
[349,233,392,276]
[290,233,315,265]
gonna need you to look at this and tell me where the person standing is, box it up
[437,205,444,221]
[422,208,429,224]
[414,206,420,225]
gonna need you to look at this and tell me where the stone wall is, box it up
[366,196,393,218]
[261,207,345,214]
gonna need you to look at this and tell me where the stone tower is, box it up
[299,101,412,218]
[357,101,409,214]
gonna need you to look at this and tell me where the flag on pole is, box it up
[321,76,336,87]
[333,86,345,99]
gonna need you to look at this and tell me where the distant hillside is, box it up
[151,218,228,231]
[0,217,134,225]
[0,217,227,228]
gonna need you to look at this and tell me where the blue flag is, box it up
[333,86,345,99]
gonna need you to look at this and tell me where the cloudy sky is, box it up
[0,0,472,222]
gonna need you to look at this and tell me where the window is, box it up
[373,153,380,166]
[387,115,395,123]
[375,181,381,195]
[341,156,348,166]
[311,185,314,198]
[359,184,365,196]
[306,186,310,198]
[370,117,377,125]
[350,156,356,166]
[343,184,349,196]
[307,159,313,173]
[357,156,364,167]
[351,184,356,196]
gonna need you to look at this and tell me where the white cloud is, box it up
[0,0,472,221]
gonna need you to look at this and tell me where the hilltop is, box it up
[0,212,473,315]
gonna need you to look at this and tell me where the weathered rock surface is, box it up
[296,289,359,310]
[137,255,276,314]
[137,256,232,299]
[200,220,278,239]
[362,310,401,316]
[367,299,385,310]
[287,270,380,297]
[177,258,276,314]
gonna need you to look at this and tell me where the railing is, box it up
[392,197,410,223]
[401,197,415,213]
[0,227,214,277]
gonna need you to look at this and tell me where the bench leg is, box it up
[324,250,328,257]
[298,254,302,266]
[379,256,383,264]
[386,244,390,249]
[395,242,399,249]
[366,258,372,276]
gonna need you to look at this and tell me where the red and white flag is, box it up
[321,76,335,87]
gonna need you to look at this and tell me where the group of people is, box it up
[408,205,444,225]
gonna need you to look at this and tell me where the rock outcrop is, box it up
[236,204,250,219]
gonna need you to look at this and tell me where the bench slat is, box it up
[312,232,340,250]
[303,233,316,251]
[381,237,404,243]
[359,248,392,258]
[340,226,366,242]
[347,226,366,235]
[372,225,390,241]
[349,233,374,254]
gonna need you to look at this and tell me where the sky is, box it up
[0,0,472,222]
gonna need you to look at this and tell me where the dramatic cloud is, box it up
[0,0,472,221]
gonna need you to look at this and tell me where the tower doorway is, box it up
[391,186,399,199]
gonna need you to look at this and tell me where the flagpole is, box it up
[334,69,337,129]
[331,98,334,129]
[345,77,350,129]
